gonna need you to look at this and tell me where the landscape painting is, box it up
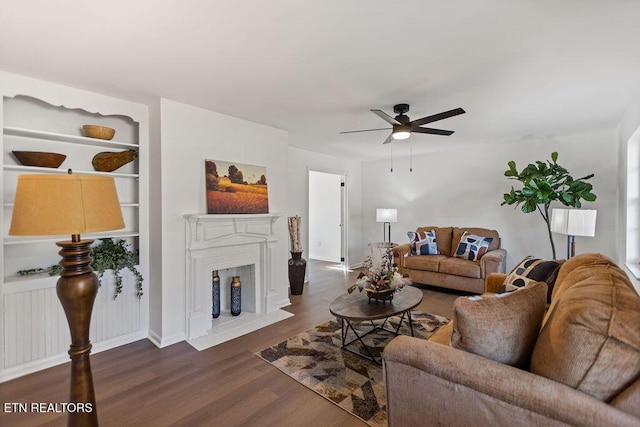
[205,160,269,214]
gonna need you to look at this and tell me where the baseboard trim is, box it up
[0,330,148,383]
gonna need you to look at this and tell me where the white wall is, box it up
[308,171,342,262]
[360,129,618,270]
[287,147,364,269]
[147,98,163,345]
[155,99,289,345]
[617,94,640,290]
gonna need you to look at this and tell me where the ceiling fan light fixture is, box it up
[392,125,410,140]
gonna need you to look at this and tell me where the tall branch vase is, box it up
[288,251,306,295]
[287,215,306,295]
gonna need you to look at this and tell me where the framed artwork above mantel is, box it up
[205,159,269,214]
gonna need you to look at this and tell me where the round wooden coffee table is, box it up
[329,286,423,363]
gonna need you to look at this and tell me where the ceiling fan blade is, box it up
[382,134,394,144]
[412,127,455,136]
[339,127,391,134]
[371,109,401,125]
[410,108,466,127]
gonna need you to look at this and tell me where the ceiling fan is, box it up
[340,103,465,144]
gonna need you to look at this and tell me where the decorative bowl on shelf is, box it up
[92,149,138,172]
[12,151,67,168]
[83,124,116,140]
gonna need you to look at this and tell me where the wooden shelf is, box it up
[4,126,138,149]
[3,164,138,179]
[3,232,140,246]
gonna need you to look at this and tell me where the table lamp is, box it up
[376,208,397,246]
[550,208,597,258]
[9,173,125,427]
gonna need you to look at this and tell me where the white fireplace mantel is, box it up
[183,213,291,347]
[184,213,283,250]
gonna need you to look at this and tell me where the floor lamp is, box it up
[9,174,125,427]
[550,208,597,258]
[376,208,397,246]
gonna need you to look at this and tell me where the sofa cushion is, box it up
[451,281,547,368]
[438,257,481,279]
[408,229,438,255]
[454,232,493,261]
[503,257,563,301]
[552,252,622,301]
[405,254,448,272]
[428,320,453,345]
[417,226,453,256]
[530,262,640,401]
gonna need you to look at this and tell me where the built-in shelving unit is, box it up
[0,71,149,382]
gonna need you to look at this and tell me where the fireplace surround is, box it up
[184,213,292,349]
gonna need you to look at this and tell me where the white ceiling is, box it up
[1,0,640,161]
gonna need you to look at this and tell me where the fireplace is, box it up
[184,213,292,349]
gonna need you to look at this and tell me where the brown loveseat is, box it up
[392,226,507,294]
[383,253,640,426]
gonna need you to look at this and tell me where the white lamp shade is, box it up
[550,208,569,234]
[550,208,597,237]
[376,208,397,223]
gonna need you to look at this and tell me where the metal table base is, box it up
[339,310,415,364]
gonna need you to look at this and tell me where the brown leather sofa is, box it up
[383,253,640,427]
[392,226,507,294]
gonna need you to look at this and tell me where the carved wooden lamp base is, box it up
[56,236,99,427]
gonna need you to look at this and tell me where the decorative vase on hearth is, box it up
[288,251,307,295]
[230,276,241,316]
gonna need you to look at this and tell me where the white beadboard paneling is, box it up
[3,274,141,370]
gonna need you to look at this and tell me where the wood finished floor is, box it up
[0,260,463,427]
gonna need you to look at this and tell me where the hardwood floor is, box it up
[0,260,461,427]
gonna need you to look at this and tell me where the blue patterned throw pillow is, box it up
[408,230,439,255]
[454,232,493,261]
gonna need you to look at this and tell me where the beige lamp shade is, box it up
[9,174,125,236]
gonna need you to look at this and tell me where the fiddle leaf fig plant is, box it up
[501,152,596,259]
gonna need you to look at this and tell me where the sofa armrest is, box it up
[392,243,412,268]
[486,272,508,293]
[480,248,507,277]
[383,336,640,427]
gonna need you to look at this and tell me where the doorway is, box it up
[308,170,347,269]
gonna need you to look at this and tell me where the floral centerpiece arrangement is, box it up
[348,245,411,300]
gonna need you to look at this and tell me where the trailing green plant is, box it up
[501,152,596,259]
[90,238,143,299]
[18,239,142,300]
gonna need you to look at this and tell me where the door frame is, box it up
[308,168,348,269]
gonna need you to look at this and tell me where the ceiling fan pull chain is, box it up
[390,146,394,172]
[410,137,413,172]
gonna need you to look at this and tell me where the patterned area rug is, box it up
[256,311,449,427]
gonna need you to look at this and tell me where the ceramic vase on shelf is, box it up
[288,251,307,295]
[230,276,241,316]
[212,271,220,318]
